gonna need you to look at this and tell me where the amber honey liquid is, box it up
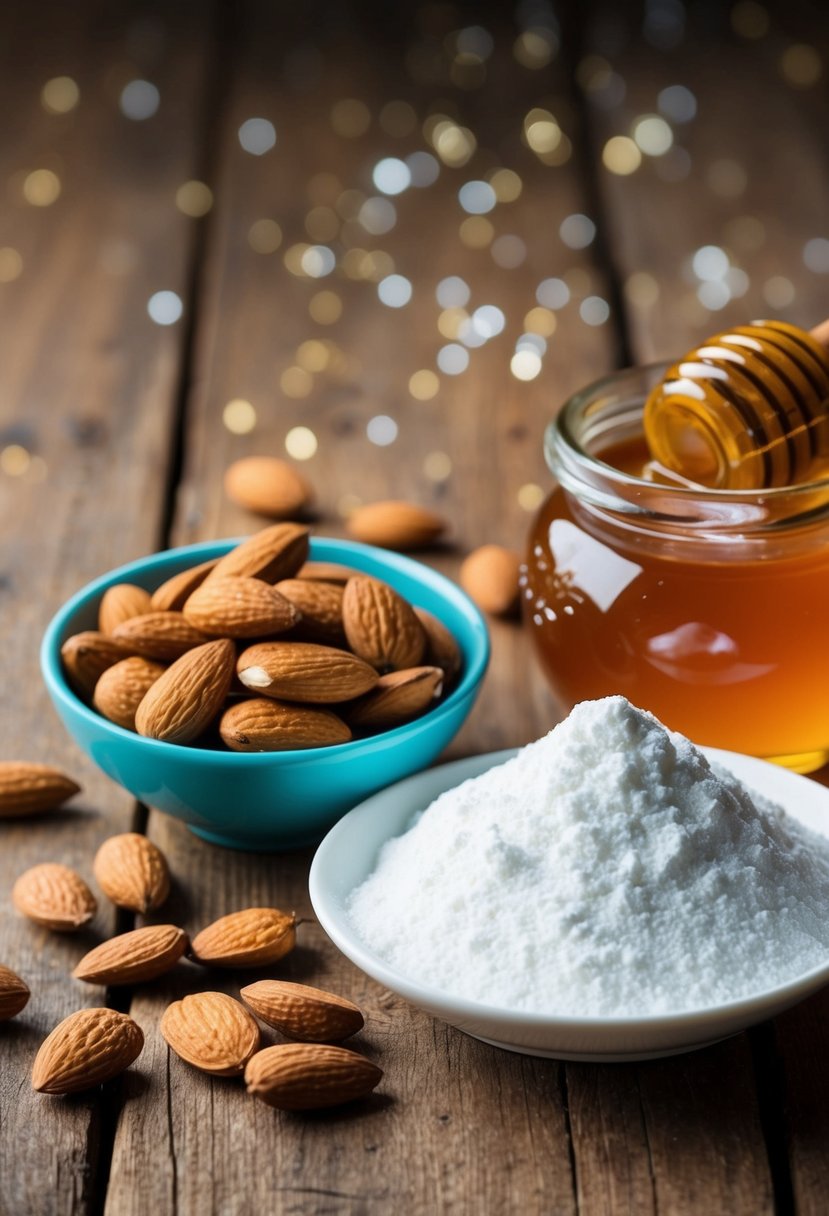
[524,437,829,771]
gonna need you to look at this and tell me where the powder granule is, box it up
[348,696,829,1016]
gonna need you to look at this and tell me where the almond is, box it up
[113,611,211,661]
[0,965,30,1021]
[150,558,219,612]
[240,981,364,1042]
[32,1008,144,1094]
[245,1043,382,1110]
[342,577,426,672]
[61,631,132,698]
[93,657,166,730]
[345,666,444,730]
[220,698,351,751]
[297,561,358,584]
[459,545,521,617]
[224,456,313,518]
[207,523,310,584]
[0,762,80,819]
[182,576,298,638]
[236,641,378,703]
[161,992,260,1076]
[98,583,152,634]
[13,863,97,932]
[275,578,345,643]
[346,500,446,550]
[135,639,235,744]
[93,833,171,913]
[190,907,296,968]
[415,607,462,685]
[73,925,188,986]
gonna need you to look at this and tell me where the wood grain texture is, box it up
[0,1,208,1212]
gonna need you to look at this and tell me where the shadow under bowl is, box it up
[40,537,490,851]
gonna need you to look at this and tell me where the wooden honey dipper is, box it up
[643,319,829,489]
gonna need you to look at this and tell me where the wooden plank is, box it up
[575,9,829,1211]
[0,2,209,1212]
[106,4,618,1213]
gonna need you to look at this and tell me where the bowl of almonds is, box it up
[40,525,489,849]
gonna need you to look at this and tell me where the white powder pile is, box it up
[348,696,829,1016]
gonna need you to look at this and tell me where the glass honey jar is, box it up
[522,364,829,772]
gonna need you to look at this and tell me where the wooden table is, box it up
[2,2,829,1212]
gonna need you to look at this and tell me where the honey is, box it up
[524,367,829,772]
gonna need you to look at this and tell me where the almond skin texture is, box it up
[0,965,30,1021]
[135,638,235,744]
[237,641,378,703]
[459,545,522,617]
[0,762,81,819]
[241,981,364,1042]
[220,699,351,751]
[93,657,166,730]
[342,577,426,672]
[61,631,132,698]
[190,907,296,968]
[13,863,97,932]
[93,833,171,913]
[297,561,357,584]
[32,1008,144,1095]
[182,576,298,638]
[245,1043,382,1110]
[98,583,152,635]
[73,925,188,986]
[224,456,314,518]
[415,607,463,687]
[345,666,444,730]
[275,578,345,643]
[346,500,446,550]
[207,523,310,584]
[113,612,211,661]
[161,992,260,1076]
[150,558,219,612]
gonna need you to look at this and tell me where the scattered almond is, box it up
[93,833,171,913]
[275,578,345,643]
[135,639,235,744]
[61,631,132,699]
[13,863,97,932]
[241,980,364,1042]
[161,992,260,1076]
[207,523,310,584]
[459,545,521,617]
[224,456,313,519]
[220,698,351,751]
[236,641,378,703]
[0,965,30,1021]
[345,666,444,730]
[0,762,80,819]
[342,577,426,672]
[347,500,446,550]
[245,1043,382,1110]
[73,925,188,986]
[182,576,298,638]
[416,607,462,685]
[113,611,211,661]
[150,558,219,612]
[93,656,166,730]
[98,583,152,635]
[32,1008,143,1095]
[190,907,296,968]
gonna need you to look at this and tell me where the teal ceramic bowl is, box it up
[40,538,489,850]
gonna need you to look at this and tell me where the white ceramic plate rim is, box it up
[309,746,829,1034]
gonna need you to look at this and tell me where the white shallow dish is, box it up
[309,747,829,1062]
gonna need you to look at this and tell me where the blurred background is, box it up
[1,0,828,555]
